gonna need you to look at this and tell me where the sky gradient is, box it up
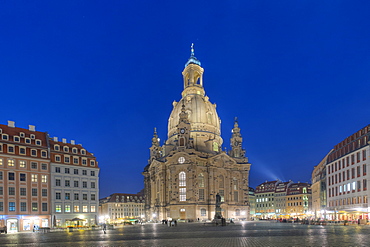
[1,1,370,198]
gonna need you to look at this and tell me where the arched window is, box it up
[233,178,238,190]
[213,142,218,151]
[179,171,186,201]
[179,172,186,187]
[219,175,224,188]
[199,173,204,187]
[200,208,206,216]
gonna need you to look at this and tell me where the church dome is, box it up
[166,46,223,153]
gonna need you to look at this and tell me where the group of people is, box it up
[161,219,177,227]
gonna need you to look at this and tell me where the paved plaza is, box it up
[1,221,370,246]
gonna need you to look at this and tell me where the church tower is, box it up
[143,45,251,222]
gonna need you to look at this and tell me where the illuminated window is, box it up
[198,173,204,187]
[179,188,186,201]
[199,189,204,201]
[9,202,15,211]
[179,172,186,186]
[31,174,38,182]
[65,205,71,212]
[83,206,88,212]
[200,208,206,216]
[42,175,47,183]
[91,205,96,212]
[74,205,79,212]
[56,205,61,213]
[8,159,15,166]
[213,142,218,151]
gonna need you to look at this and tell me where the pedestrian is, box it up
[103,223,106,234]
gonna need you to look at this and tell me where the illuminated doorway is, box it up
[180,209,186,220]
[7,219,18,233]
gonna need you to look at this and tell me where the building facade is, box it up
[326,125,370,221]
[311,151,330,220]
[255,180,280,219]
[286,182,312,219]
[0,121,98,232]
[99,192,145,224]
[50,138,99,227]
[143,46,251,222]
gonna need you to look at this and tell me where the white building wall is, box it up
[51,163,99,226]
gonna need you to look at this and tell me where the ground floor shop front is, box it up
[0,215,50,233]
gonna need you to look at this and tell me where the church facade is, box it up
[143,46,251,222]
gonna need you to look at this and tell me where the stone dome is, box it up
[166,56,223,153]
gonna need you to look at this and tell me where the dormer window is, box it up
[20,132,25,137]
[25,138,31,144]
[90,160,95,166]
[2,134,8,140]
[14,136,20,142]
[0,128,2,134]
[64,146,69,152]
[30,134,35,139]
[81,149,86,155]
[54,145,60,151]
[72,148,78,154]
[36,139,42,146]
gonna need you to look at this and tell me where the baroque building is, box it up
[99,192,145,224]
[143,46,251,222]
[0,121,99,232]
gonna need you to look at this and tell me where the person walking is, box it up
[103,223,106,234]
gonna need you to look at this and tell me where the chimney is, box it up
[53,137,58,142]
[29,125,36,131]
[71,140,75,145]
[62,138,67,143]
[8,121,15,128]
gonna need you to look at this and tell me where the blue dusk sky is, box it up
[1,1,370,198]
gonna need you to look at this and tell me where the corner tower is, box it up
[166,44,222,153]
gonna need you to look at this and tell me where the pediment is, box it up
[209,153,236,168]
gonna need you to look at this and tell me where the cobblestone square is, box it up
[1,221,370,246]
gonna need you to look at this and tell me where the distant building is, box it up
[248,187,255,219]
[99,192,145,224]
[0,121,98,232]
[311,151,330,220]
[254,180,311,220]
[274,181,293,218]
[255,180,281,219]
[286,182,312,219]
[326,125,370,221]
